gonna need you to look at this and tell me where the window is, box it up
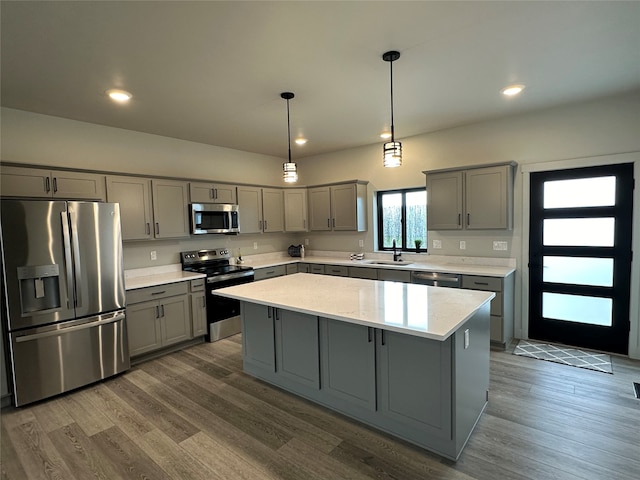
[377,188,427,251]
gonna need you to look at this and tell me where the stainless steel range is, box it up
[181,249,254,342]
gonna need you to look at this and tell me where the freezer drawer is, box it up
[9,311,130,406]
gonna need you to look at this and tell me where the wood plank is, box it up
[0,421,28,480]
[105,375,200,444]
[60,389,114,436]
[90,426,172,480]
[48,422,124,480]
[30,398,74,433]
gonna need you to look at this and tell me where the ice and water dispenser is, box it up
[17,264,62,315]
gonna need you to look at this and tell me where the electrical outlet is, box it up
[492,241,508,251]
[359,239,364,248]
[150,250,157,261]
[253,242,258,250]
[432,239,442,249]
[459,241,466,250]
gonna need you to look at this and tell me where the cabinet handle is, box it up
[155,222,160,235]
[467,213,470,226]
[327,219,331,228]
[381,330,386,346]
[474,281,490,286]
[267,306,272,319]
[155,306,160,318]
[367,327,372,343]
[259,220,263,230]
[202,297,206,308]
[264,220,268,230]
[53,177,58,193]
[275,308,280,321]
[45,177,51,193]
[160,304,165,317]
[332,218,335,228]
[146,222,151,235]
[151,291,166,295]
[458,213,461,226]
[214,188,218,199]
[211,188,215,199]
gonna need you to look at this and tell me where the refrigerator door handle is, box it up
[14,312,126,343]
[60,211,75,309]
[68,209,83,309]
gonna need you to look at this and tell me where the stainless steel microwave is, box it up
[190,203,240,234]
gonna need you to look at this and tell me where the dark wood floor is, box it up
[2,335,639,480]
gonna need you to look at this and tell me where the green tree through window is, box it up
[377,188,427,251]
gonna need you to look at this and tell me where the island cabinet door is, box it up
[275,310,320,389]
[319,319,376,410]
[241,303,275,371]
[377,330,453,440]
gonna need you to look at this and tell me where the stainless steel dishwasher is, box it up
[411,271,461,288]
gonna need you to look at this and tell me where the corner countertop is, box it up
[214,273,494,341]
[242,251,516,278]
[125,265,205,290]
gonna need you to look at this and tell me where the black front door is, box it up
[528,163,634,354]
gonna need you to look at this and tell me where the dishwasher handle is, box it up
[411,271,461,286]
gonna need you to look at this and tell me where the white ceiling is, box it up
[2,1,639,160]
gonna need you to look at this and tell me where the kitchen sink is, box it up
[364,260,412,266]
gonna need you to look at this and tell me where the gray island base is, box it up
[215,273,494,461]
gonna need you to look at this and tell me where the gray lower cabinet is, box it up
[126,283,191,357]
[324,265,349,277]
[189,279,207,337]
[297,263,310,273]
[377,329,452,440]
[349,267,378,280]
[309,264,325,274]
[254,265,287,281]
[285,263,298,275]
[377,269,411,283]
[241,303,319,389]
[462,272,514,348]
[320,319,376,410]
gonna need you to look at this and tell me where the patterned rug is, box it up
[514,339,613,374]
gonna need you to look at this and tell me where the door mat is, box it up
[514,340,613,374]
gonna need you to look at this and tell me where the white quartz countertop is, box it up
[244,254,515,278]
[214,273,494,341]
[125,267,205,290]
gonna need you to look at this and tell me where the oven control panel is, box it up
[181,249,230,265]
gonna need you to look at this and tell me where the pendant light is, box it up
[382,50,402,168]
[281,92,298,183]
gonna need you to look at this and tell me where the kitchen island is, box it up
[215,273,494,460]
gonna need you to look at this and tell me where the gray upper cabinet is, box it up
[237,185,284,233]
[425,164,515,230]
[308,181,368,232]
[189,182,237,204]
[106,176,153,240]
[284,188,308,232]
[1,166,106,200]
[151,179,190,238]
[107,176,189,240]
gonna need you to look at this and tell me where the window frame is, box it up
[376,187,427,252]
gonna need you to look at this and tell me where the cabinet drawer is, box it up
[462,275,502,292]
[325,265,349,277]
[378,269,411,283]
[309,264,325,274]
[254,265,286,281]
[127,282,188,304]
[189,279,205,292]
[286,264,298,275]
[349,267,378,280]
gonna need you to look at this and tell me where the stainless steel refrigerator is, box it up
[1,200,130,406]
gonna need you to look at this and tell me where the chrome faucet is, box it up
[392,240,402,262]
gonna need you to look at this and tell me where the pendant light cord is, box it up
[286,97,292,163]
[390,58,395,142]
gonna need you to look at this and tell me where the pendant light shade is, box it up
[382,50,402,168]
[281,92,298,183]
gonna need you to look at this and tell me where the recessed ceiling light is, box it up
[500,84,525,97]
[295,138,308,145]
[106,89,132,103]
[380,132,392,140]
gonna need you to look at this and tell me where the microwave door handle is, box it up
[60,211,75,309]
